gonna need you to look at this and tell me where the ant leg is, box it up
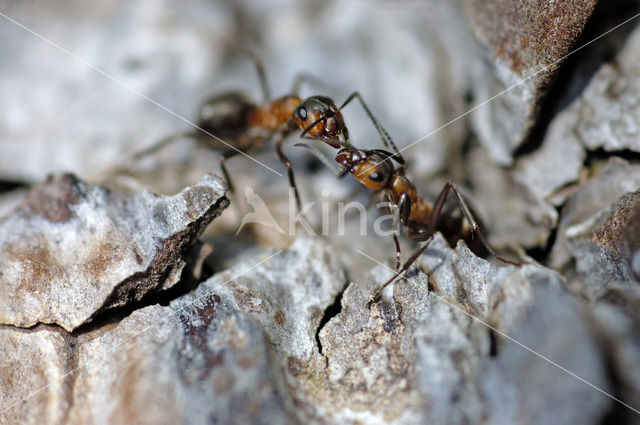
[339,92,405,165]
[392,233,402,270]
[132,131,197,162]
[368,231,435,306]
[290,72,328,96]
[219,149,244,193]
[276,135,302,212]
[367,192,413,305]
[392,192,412,270]
[430,182,521,266]
[398,192,411,223]
[96,131,198,178]
[252,53,271,103]
[382,197,402,271]
[236,46,271,103]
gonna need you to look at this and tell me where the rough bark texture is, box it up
[463,0,599,163]
[0,173,229,331]
[1,236,623,425]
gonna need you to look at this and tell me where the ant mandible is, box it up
[297,135,521,305]
[130,50,395,212]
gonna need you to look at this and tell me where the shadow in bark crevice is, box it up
[515,0,640,158]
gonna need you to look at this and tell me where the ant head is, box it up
[335,148,393,191]
[294,96,349,147]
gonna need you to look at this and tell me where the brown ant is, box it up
[129,52,396,212]
[296,140,520,305]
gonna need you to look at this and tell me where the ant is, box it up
[296,137,521,305]
[129,51,395,212]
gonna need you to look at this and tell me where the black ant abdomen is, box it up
[196,92,255,142]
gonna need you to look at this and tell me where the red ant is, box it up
[130,52,395,212]
[296,138,520,305]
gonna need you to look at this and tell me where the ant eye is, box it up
[296,107,307,121]
[369,172,383,182]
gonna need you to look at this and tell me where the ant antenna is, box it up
[237,46,271,103]
[294,143,346,177]
[339,92,405,165]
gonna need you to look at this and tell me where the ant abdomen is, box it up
[196,92,254,141]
